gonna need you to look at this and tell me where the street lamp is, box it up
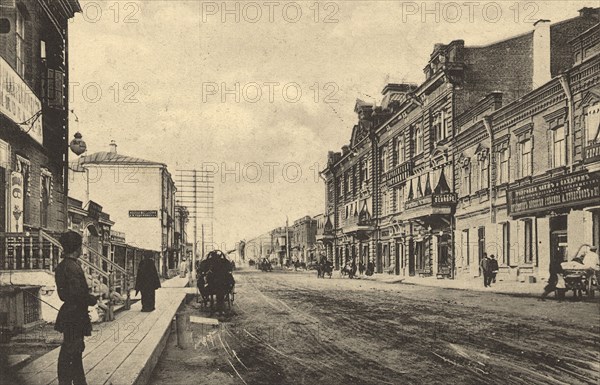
[69,132,87,156]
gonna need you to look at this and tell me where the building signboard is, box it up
[508,172,600,216]
[129,210,158,218]
[0,58,43,145]
[10,171,24,232]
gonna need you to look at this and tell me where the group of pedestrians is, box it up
[479,253,499,287]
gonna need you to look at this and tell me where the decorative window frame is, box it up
[16,154,31,197]
[40,167,53,205]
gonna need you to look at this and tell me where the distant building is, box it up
[70,141,177,277]
[246,232,273,261]
[291,215,317,263]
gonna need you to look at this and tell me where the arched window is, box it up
[397,137,405,164]
[415,126,424,154]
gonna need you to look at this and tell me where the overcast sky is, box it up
[68,1,594,248]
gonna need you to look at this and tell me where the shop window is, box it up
[523,219,533,264]
[552,126,566,168]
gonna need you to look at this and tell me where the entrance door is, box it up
[550,215,568,271]
[395,242,402,275]
[437,235,450,276]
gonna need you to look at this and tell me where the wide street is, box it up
[151,268,599,385]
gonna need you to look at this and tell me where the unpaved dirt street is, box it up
[151,269,600,385]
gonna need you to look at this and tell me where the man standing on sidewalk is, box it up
[55,231,97,385]
[480,253,491,287]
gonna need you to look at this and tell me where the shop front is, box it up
[507,171,600,280]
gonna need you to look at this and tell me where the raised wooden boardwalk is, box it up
[17,277,188,385]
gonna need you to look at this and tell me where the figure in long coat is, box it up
[135,251,161,312]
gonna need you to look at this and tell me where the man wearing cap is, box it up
[55,231,97,385]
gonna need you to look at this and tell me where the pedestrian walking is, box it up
[480,253,491,287]
[489,255,499,284]
[179,258,188,278]
[358,261,365,275]
[135,251,161,312]
[541,257,565,300]
[366,259,375,276]
[55,231,97,385]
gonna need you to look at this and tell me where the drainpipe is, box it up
[558,74,574,173]
[482,116,494,222]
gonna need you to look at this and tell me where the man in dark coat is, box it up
[135,251,161,312]
[55,231,97,385]
[489,255,499,285]
[480,253,491,287]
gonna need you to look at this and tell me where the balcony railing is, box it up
[384,160,413,187]
[405,193,458,210]
[584,140,600,164]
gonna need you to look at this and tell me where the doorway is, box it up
[550,215,568,270]
[0,167,5,233]
[408,240,415,276]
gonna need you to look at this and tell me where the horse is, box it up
[317,261,333,278]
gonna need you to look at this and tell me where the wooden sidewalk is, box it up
[17,278,188,385]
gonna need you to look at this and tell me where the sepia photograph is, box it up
[0,1,599,384]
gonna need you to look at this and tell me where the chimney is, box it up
[532,19,551,88]
[109,140,117,153]
[579,7,599,19]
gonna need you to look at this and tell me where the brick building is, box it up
[0,0,80,236]
[320,8,599,279]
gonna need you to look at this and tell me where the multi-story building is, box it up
[0,0,80,241]
[321,7,600,279]
[70,141,177,277]
[270,226,293,265]
[455,21,600,283]
[245,231,273,262]
[291,215,317,263]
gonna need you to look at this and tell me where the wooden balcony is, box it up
[403,193,458,218]
[584,140,600,172]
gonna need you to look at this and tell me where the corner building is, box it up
[321,8,600,280]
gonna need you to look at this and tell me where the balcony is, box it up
[384,161,413,187]
[341,211,373,237]
[403,193,458,218]
[584,140,600,172]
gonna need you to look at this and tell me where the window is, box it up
[524,219,533,264]
[396,186,404,212]
[520,138,532,177]
[40,171,52,228]
[461,162,471,196]
[338,177,343,197]
[415,126,424,154]
[40,40,46,60]
[498,148,509,184]
[381,191,389,216]
[502,222,510,266]
[478,152,489,190]
[461,229,470,266]
[16,8,25,76]
[552,126,566,168]
[381,146,388,173]
[432,111,447,142]
[585,103,600,145]
[478,227,485,265]
[397,137,405,164]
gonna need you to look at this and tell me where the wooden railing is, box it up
[0,230,132,321]
[0,231,61,271]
